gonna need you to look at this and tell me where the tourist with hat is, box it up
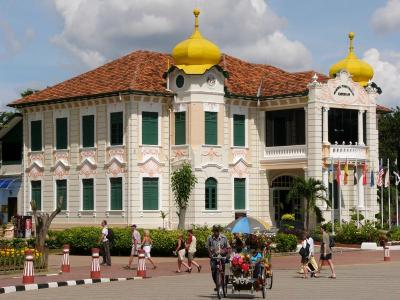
[124,224,141,270]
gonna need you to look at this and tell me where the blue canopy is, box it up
[225,217,268,234]
[0,179,16,189]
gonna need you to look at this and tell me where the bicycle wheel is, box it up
[266,272,273,289]
[221,273,227,298]
[224,275,229,296]
[216,272,223,299]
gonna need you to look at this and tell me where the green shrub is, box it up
[388,226,400,241]
[273,233,297,252]
[281,214,295,221]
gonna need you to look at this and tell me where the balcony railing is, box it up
[328,143,367,160]
[264,145,307,161]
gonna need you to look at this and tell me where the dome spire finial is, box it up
[194,8,200,31]
[348,32,355,54]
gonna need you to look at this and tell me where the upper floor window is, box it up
[142,112,158,145]
[30,120,42,151]
[328,108,359,144]
[56,118,68,150]
[233,114,245,147]
[265,109,305,147]
[2,120,22,164]
[110,112,123,146]
[205,111,217,145]
[205,177,217,210]
[175,112,186,145]
[82,115,95,148]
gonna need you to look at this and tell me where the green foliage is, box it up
[288,176,328,231]
[322,221,380,244]
[20,88,39,98]
[378,106,400,166]
[388,226,400,241]
[171,162,198,210]
[350,208,365,222]
[273,233,297,252]
[281,213,295,221]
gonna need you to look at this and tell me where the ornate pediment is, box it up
[26,153,44,179]
[229,158,251,178]
[78,149,97,177]
[138,157,164,177]
[316,70,374,107]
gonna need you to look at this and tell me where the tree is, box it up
[20,88,39,98]
[31,196,63,253]
[171,162,197,230]
[288,177,329,232]
[0,111,16,129]
[379,106,400,168]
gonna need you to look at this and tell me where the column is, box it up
[357,167,365,209]
[322,168,329,210]
[322,107,329,144]
[358,110,364,145]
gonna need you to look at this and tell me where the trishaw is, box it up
[218,217,274,299]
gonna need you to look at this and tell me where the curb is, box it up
[0,277,143,295]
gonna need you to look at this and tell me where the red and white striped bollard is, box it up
[22,249,35,284]
[137,249,146,278]
[384,246,391,261]
[90,248,101,279]
[61,244,70,272]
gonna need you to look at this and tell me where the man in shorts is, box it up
[186,229,202,272]
[206,225,229,285]
[124,224,141,270]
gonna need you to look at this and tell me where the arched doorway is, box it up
[271,175,302,226]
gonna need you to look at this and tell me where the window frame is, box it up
[174,111,186,145]
[205,177,218,210]
[204,111,218,145]
[81,114,95,148]
[55,117,68,150]
[233,114,246,147]
[30,120,43,152]
[31,180,42,211]
[109,111,124,146]
[233,177,247,211]
[81,178,95,211]
[142,111,159,145]
[142,177,160,211]
[55,179,68,211]
[109,177,123,211]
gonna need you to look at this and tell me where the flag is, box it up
[336,161,341,185]
[362,161,367,185]
[344,159,349,185]
[370,170,375,187]
[394,159,400,186]
[377,162,384,187]
[328,160,334,183]
[353,162,358,185]
[384,168,390,188]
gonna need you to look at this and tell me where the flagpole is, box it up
[388,158,391,229]
[338,160,342,226]
[331,158,335,235]
[396,158,399,227]
[381,158,384,228]
[356,160,360,228]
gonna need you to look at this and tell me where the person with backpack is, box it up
[299,233,310,278]
[316,224,336,278]
[99,220,111,266]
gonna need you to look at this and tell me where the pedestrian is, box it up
[99,220,111,266]
[124,224,141,270]
[299,233,310,278]
[186,229,202,272]
[206,225,229,287]
[316,225,336,278]
[307,232,318,276]
[173,233,190,273]
[142,230,157,269]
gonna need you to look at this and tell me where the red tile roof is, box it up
[9,50,328,107]
[376,104,392,113]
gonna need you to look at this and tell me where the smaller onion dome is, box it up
[172,8,221,75]
[329,32,374,87]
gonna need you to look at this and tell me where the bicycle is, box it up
[211,255,227,299]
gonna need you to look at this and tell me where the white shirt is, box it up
[307,237,315,256]
[102,227,109,242]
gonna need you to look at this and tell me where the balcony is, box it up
[325,143,367,160]
[264,145,307,161]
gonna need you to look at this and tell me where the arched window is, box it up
[205,177,217,210]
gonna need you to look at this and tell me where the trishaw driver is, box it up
[206,225,230,285]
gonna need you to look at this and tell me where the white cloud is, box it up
[51,0,311,71]
[0,20,22,59]
[363,48,400,108]
[371,0,400,33]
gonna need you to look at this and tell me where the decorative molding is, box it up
[105,146,126,176]
[201,147,221,160]
[138,157,164,177]
[203,102,219,112]
[52,150,70,179]
[26,152,44,179]
[231,148,248,164]
[78,149,97,177]
[229,158,251,178]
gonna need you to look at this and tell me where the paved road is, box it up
[3,261,400,300]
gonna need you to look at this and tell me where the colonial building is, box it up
[8,9,386,229]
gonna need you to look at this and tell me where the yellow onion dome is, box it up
[329,32,374,86]
[172,8,221,75]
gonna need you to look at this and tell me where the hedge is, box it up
[47,226,297,256]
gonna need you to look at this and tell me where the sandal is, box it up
[329,275,337,279]
[123,266,131,270]
[175,270,181,273]
[198,265,202,273]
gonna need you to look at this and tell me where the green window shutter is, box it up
[82,179,94,210]
[82,115,95,148]
[174,112,186,145]
[56,118,68,149]
[31,181,42,210]
[205,111,218,145]
[56,180,67,210]
[233,114,245,146]
[234,178,246,210]
[110,112,123,145]
[142,112,158,145]
[205,178,217,210]
[143,178,159,210]
[110,177,123,210]
[31,120,42,151]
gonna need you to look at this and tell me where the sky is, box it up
[0,0,399,109]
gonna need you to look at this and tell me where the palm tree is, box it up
[288,176,329,231]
